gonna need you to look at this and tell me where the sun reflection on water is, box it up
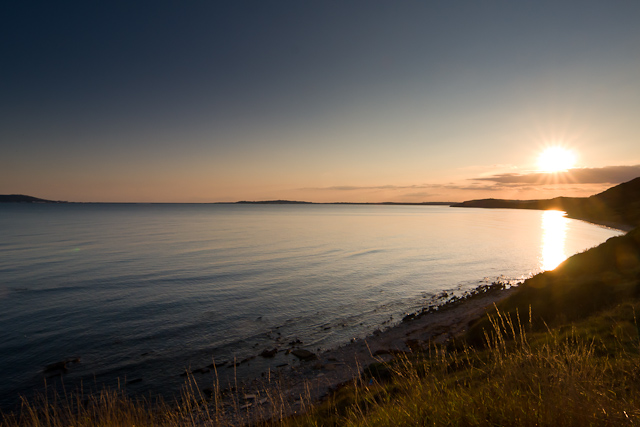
[541,210,568,271]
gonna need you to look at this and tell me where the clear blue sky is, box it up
[2,1,639,202]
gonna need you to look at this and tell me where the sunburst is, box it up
[537,147,577,173]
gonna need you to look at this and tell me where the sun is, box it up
[537,146,577,173]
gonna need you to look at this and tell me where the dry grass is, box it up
[286,305,640,427]
[4,304,640,427]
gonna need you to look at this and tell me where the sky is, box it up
[1,1,639,203]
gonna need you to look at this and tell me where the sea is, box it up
[0,203,623,409]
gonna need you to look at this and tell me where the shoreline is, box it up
[0,279,519,417]
[564,214,635,232]
[208,282,518,422]
[196,215,635,422]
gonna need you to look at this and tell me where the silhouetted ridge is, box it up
[236,200,312,204]
[0,194,64,203]
[452,176,640,228]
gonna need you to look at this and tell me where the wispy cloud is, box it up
[300,182,510,193]
[300,184,436,191]
[294,165,640,202]
[472,165,640,185]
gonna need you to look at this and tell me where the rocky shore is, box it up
[193,280,519,423]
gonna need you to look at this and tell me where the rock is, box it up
[402,313,417,322]
[44,361,68,373]
[260,348,278,358]
[288,338,302,346]
[240,356,255,364]
[126,378,143,385]
[43,357,80,374]
[405,339,423,351]
[291,349,316,361]
[202,388,213,398]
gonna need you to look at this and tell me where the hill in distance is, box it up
[0,194,65,203]
[452,176,640,229]
[236,200,453,206]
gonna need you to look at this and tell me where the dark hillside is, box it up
[583,177,640,226]
[453,177,640,228]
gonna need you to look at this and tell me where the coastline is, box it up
[204,213,637,421]
[208,282,518,422]
[564,214,635,232]
[236,215,636,419]
[225,216,635,421]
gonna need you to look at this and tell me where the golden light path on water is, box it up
[541,210,569,271]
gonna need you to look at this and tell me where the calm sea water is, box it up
[0,203,622,408]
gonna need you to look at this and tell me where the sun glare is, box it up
[541,210,568,271]
[537,147,576,173]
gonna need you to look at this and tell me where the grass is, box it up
[3,227,640,426]
[285,302,640,426]
[7,306,640,426]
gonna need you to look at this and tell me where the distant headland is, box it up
[236,200,313,204]
[235,200,453,206]
[0,194,66,203]
[451,176,640,230]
